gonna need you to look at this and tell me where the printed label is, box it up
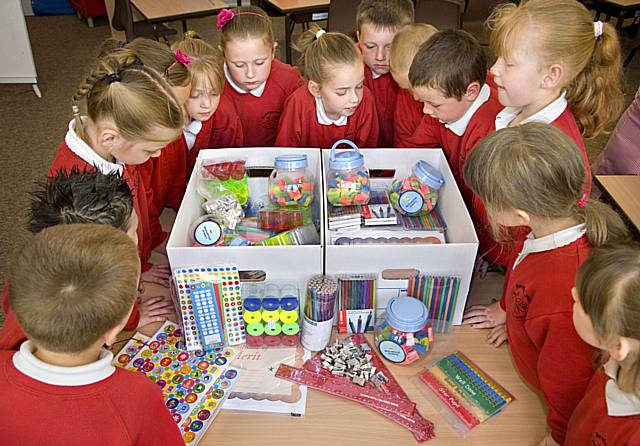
[398,190,424,214]
[378,339,406,363]
[193,221,222,246]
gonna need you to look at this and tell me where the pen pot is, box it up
[301,275,338,351]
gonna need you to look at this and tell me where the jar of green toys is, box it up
[269,154,314,207]
[390,160,444,215]
[327,140,370,206]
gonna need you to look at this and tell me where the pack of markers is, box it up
[414,350,515,436]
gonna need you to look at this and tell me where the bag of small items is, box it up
[196,159,246,230]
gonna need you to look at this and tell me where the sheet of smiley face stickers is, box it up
[114,321,240,445]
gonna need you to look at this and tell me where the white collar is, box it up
[183,120,203,151]
[495,92,568,130]
[224,63,267,97]
[370,68,383,80]
[13,341,115,386]
[315,96,348,126]
[604,358,640,416]
[512,223,585,269]
[445,83,491,136]
[65,119,124,175]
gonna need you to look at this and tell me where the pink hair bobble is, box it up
[217,9,236,30]
[577,193,589,209]
[593,21,603,40]
[175,49,191,66]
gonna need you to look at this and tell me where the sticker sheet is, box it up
[173,267,245,350]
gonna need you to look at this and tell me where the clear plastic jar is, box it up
[390,160,444,215]
[326,140,370,206]
[269,154,314,207]
[375,296,433,365]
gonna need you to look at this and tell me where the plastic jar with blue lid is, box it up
[390,160,444,215]
[326,140,370,206]
[269,154,314,207]
[375,296,433,365]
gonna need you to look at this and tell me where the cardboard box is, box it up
[322,148,478,325]
[167,148,325,304]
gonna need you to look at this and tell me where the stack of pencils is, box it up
[305,275,338,322]
[407,275,461,333]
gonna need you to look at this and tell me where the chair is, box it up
[326,0,361,40]
[112,0,177,43]
[462,0,512,45]
[415,0,464,30]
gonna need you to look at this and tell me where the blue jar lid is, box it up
[413,161,444,190]
[329,149,365,171]
[262,297,280,311]
[385,296,428,332]
[275,154,308,169]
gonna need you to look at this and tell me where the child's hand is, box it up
[137,296,176,328]
[462,301,507,329]
[141,264,171,288]
[536,433,560,446]
[486,324,507,347]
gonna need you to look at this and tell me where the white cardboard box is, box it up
[322,148,478,325]
[167,148,325,302]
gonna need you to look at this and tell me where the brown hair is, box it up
[219,6,274,53]
[463,123,629,247]
[389,23,438,74]
[72,50,185,143]
[488,0,623,138]
[98,37,190,88]
[576,242,640,395]
[295,25,363,83]
[173,31,225,94]
[356,0,414,32]
[409,29,486,99]
[9,224,140,353]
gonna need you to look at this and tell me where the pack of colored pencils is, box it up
[337,274,376,334]
[305,275,338,323]
[397,206,447,232]
[407,274,460,333]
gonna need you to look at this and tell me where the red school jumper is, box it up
[565,366,640,445]
[500,234,597,445]
[274,85,379,148]
[393,88,423,148]
[0,280,27,350]
[222,59,304,147]
[0,349,183,445]
[364,68,399,147]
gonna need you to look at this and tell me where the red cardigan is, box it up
[393,88,423,148]
[364,68,399,148]
[275,85,379,148]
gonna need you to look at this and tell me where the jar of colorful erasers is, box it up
[390,160,444,215]
[269,154,314,207]
[327,139,370,206]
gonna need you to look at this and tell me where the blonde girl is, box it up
[461,122,627,446]
[275,25,379,148]
[217,6,304,146]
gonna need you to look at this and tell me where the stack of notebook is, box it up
[328,205,362,230]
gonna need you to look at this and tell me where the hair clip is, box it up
[315,29,326,40]
[216,8,267,31]
[593,21,603,40]
[577,192,588,209]
[105,73,122,84]
[71,105,80,116]
[165,50,191,77]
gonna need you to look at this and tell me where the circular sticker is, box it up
[172,374,184,384]
[160,357,172,367]
[180,365,192,375]
[211,389,225,399]
[193,220,223,246]
[173,413,183,424]
[214,357,227,366]
[197,361,210,371]
[183,432,195,443]
[190,420,204,432]
[225,369,238,380]
[117,354,131,365]
[177,352,189,362]
[142,362,154,373]
[166,398,179,409]
[156,379,167,390]
[197,409,211,421]
[177,402,191,414]
[148,341,160,350]
[397,190,425,215]
[377,339,407,364]
[157,333,168,342]
[193,383,206,393]
[185,393,198,404]
[182,379,195,389]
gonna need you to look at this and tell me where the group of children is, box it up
[0,0,639,444]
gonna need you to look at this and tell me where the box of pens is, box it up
[241,282,301,348]
[337,274,376,334]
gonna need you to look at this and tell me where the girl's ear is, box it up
[356,31,360,43]
[542,63,564,89]
[610,336,638,362]
[271,41,278,59]
[514,209,531,227]
[308,80,322,98]
[98,124,120,149]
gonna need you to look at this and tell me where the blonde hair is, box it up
[219,6,274,52]
[173,31,225,95]
[389,23,438,74]
[356,0,414,32]
[488,0,623,138]
[295,25,363,83]
[576,242,640,395]
[9,224,140,353]
[463,123,629,247]
[99,37,190,88]
[72,51,185,143]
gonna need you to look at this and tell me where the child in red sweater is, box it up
[0,170,176,350]
[0,224,183,445]
[275,26,378,148]
[470,0,625,266]
[565,243,640,445]
[356,0,414,147]
[388,23,437,148]
[462,123,628,446]
[218,6,304,147]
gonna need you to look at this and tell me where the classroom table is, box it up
[260,0,331,64]
[595,175,640,236]
[129,0,229,34]
[592,0,640,30]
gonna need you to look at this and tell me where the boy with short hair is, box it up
[0,169,175,351]
[389,23,438,147]
[0,224,183,445]
[356,0,414,147]
[404,29,502,196]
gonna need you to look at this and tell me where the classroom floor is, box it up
[1,12,639,328]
